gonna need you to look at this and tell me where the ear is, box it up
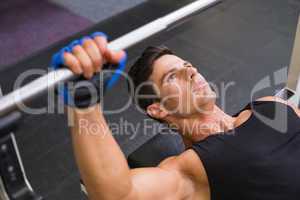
[146,103,168,120]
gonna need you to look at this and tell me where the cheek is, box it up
[163,81,193,98]
[161,84,182,109]
[161,83,180,97]
[163,83,193,111]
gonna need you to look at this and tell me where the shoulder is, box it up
[158,150,203,171]
[256,96,300,117]
[159,149,209,184]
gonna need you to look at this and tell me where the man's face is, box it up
[149,54,216,117]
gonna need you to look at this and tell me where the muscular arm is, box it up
[69,105,197,200]
[69,104,132,200]
[60,34,204,200]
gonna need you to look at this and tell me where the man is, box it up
[58,33,300,200]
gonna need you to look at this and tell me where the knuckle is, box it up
[94,37,106,47]
[82,57,94,71]
[64,53,73,65]
[83,60,93,70]
[63,52,69,62]
[72,45,82,54]
[82,39,94,48]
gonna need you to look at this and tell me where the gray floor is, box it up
[50,0,146,22]
[0,0,145,69]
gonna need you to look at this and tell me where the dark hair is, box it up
[128,46,174,111]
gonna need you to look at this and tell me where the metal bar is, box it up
[277,16,300,107]
[0,0,220,117]
[287,16,300,93]
[289,16,300,106]
[0,134,41,200]
[0,176,9,200]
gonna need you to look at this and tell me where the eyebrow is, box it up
[183,61,190,66]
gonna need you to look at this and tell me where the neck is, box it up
[166,105,235,147]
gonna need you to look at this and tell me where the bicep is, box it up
[126,151,203,200]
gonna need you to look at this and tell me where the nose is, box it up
[185,66,197,81]
[186,67,192,80]
[177,64,197,81]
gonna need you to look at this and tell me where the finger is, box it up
[93,36,108,61]
[72,45,94,79]
[63,52,82,74]
[104,50,126,64]
[82,38,103,72]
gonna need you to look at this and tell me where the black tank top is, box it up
[192,101,300,200]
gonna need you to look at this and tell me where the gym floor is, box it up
[0,0,299,199]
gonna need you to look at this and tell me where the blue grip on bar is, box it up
[50,32,127,105]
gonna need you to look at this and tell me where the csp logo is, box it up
[251,67,288,133]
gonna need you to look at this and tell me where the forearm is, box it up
[69,104,132,200]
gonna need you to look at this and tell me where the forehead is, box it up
[150,54,184,84]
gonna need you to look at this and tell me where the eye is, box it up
[168,73,176,82]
